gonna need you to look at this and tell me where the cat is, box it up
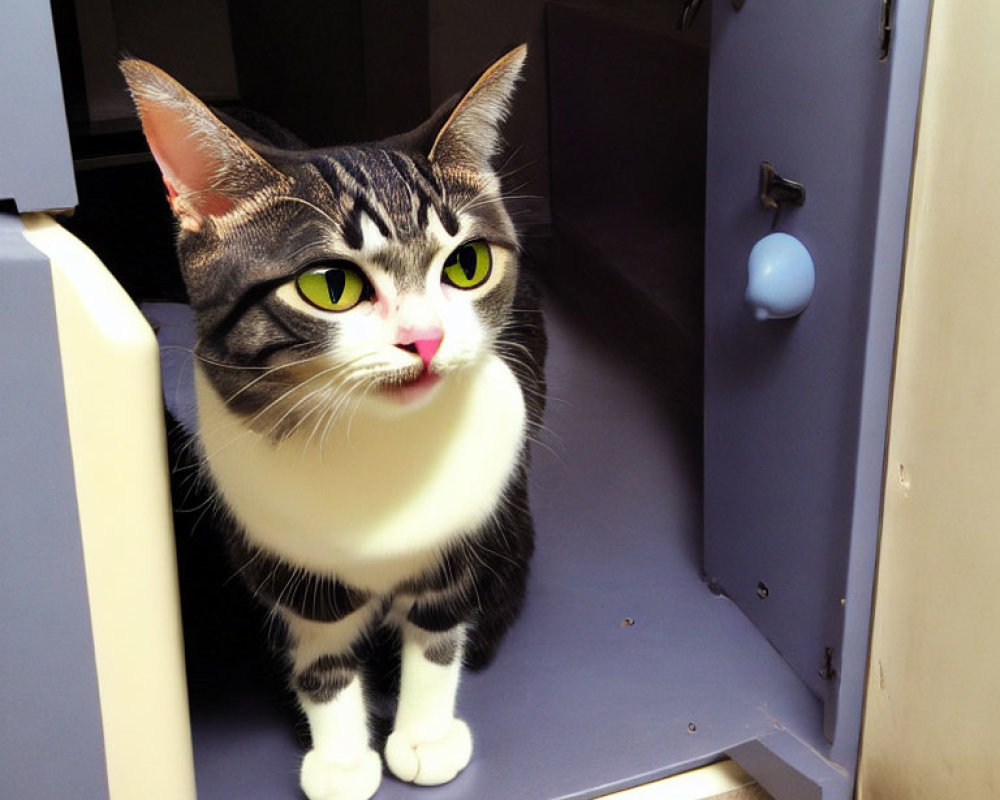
[121,45,545,800]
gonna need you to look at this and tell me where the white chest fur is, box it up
[195,356,526,593]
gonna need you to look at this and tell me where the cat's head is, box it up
[122,46,527,433]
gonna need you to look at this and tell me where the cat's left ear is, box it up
[428,44,527,174]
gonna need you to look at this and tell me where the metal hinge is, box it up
[880,0,894,60]
[678,0,744,30]
[819,647,838,681]
[677,0,706,31]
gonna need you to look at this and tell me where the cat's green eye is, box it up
[442,241,492,290]
[296,262,370,311]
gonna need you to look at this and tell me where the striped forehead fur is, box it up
[304,148,461,250]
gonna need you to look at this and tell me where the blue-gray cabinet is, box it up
[1,2,934,798]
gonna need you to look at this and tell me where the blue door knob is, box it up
[745,232,815,320]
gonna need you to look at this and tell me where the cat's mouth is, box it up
[382,366,441,405]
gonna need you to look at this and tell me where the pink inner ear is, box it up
[139,100,235,218]
[163,176,178,203]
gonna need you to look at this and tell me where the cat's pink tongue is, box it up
[414,337,442,368]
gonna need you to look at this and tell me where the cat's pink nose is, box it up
[413,337,442,368]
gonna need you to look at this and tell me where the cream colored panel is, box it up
[859,2,1000,797]
[600,761,766,800]
[21,214,197,800]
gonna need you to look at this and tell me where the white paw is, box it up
[300,747,383,800]
[384,718,473,786]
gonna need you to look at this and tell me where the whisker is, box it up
[327,375,372,446]
[252,363,352,436]
[301,384,340,456]
[222,352,331,406]
[239,352,377,430]
[273,381,338,446]
[190,341,320,372]
[272,194,342,228]
[291,374,368,456]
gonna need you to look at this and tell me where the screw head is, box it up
[756,582,770,599]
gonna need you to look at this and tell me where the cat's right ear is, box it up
[120,59,285,232]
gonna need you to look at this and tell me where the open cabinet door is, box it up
[704,0,930,787]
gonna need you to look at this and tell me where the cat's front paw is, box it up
[300,747,382,800]
[384,718,473,786]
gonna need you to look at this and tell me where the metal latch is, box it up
[759,162,806,228]
[880,0,894,60]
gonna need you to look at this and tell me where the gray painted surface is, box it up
[0,215,108,799]
[704,0,931,785]
[704,0,893,712]
[0,3,77,211]
[65,0,929,794]
[826,0,932,769]
[729,733,849,800]
[149,299,837,799]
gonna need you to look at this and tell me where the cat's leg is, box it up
[286,607,383,800]
[383,604,472,786]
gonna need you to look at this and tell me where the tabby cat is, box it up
[121,45,545,800]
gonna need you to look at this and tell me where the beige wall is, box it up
[858,1,1000,796]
